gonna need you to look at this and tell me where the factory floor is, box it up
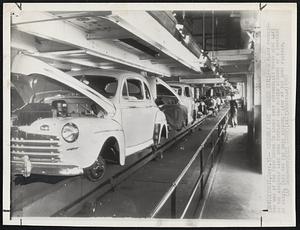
[200,114,263,219]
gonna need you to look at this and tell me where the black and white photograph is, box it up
[3,2,296,227]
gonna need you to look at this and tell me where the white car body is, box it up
[10,54,168,180]
[168,82,197,124]
[68,69,168,154]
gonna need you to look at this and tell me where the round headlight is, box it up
[61,123,79,143]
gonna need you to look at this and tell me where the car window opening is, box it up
[156,84,179,105]
[184,87,191,97]
[126,79,144,100]
[74,75,118,99]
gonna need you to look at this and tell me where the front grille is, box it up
[11,127,61,163]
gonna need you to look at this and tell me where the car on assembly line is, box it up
[10,54,168,181]
[148,77,188,131]
[167,82,197,124]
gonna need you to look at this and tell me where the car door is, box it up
[120,77,154,150]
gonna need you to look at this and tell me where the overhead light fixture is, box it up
[71,67,81,71]
[99,66,114,69]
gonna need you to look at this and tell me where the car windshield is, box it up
[74,75,118,99]
[156,84,179,105]
[11,73,103,126]
[157,84,175,96]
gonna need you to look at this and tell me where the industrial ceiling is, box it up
[11,10,257,83]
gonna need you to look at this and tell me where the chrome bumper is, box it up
[11,128,83,177]
[11,158,83,177]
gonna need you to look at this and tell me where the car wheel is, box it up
[84,155,106,182]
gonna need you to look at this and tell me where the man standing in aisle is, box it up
[229,95,238,127]
[215,94,222,111]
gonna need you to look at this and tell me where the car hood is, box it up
[11,54,115,115]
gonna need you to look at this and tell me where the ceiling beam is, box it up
[227,76,247,83]
[180,78,225,84]
[11,33,106,69]
[216,54,253,61]
[86,29,132,40]
[169,67,200,76]
[218,60,252,66]
[106,11,203,72]
[31,52,101,68]
[226,71,252,75]
[38,49,85,56]
[11,28,39,53]
[12,11,111,25]
[179,72,222,79]
[208,49,253,57]
[151,59,177,64]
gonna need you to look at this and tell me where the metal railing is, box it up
[150,109,229,218]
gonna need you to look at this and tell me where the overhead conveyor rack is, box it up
[11,11,204,77]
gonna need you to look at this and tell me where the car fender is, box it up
[41,117,126,169]
[76,130,125,168]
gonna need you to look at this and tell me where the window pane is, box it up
[184,87,190,97]
[157,84,174,96]
[144,83,151,99]
[74,75,118,99]
[127,79,143,100]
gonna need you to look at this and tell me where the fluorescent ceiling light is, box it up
[71,67,81,71]
[99,66,114,69]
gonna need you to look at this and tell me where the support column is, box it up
[246,72,254,142]
[253,29,262,173]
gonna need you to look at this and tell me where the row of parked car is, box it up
[10,54,200,181]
